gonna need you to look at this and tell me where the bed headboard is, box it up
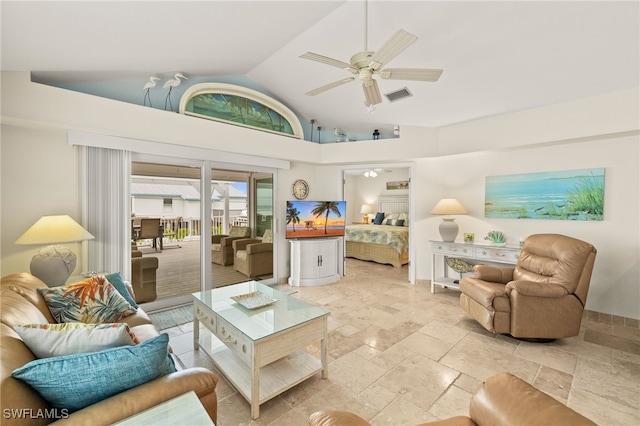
[378,195,409,214]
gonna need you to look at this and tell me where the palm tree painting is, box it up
[286,201,301,232]
[286,200,346,238]
[311,201,343,234]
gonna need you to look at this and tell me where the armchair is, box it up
[131,244,158,303]
[233,229,273,278]
[459,234,596,340]
[211,226,251,266]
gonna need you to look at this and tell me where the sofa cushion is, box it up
[13,323,139,358]
[229,226,251,238]
[11,333,176,412]
[105,272,139,309]
[38,276,136,324]
[212,243,221,252]
[236,250,248,261]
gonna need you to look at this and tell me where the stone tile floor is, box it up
[163,259,640,425]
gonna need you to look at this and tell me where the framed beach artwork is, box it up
[386,180,409,190]
[484,168,605,221]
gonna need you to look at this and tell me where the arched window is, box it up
[179,83,303,139]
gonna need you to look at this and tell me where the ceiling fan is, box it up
[300,1,443,106]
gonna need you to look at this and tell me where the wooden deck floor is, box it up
[136,238,270,301]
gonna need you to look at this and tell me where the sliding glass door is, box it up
[131,162,202,309]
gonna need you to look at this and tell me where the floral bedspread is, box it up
[345,224,409,255]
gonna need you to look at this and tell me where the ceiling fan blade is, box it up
[368,29,418,71]
[300,52,358,74]
[362,79,382,105]
[379,68,443,82]
[306,77,356,96]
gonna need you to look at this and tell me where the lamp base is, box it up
[30,244,77,287]
[438,218,459,242]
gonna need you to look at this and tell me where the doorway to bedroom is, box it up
[343,164,414,283]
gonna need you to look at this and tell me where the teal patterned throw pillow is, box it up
[12,333,176,412]
[38,275,136,324]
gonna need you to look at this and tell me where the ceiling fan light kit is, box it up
[300,0,443,107]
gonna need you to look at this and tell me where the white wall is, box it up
[1,125,84,276]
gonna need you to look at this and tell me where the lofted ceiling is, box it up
[2,1,639,140]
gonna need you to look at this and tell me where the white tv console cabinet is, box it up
[288,238,341,286]
[430,240,521,293]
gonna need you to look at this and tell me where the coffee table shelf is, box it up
[200,333,323,405]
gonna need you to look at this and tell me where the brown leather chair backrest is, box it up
[514,234,596,304]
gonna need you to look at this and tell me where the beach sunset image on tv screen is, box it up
[286,200,347,239]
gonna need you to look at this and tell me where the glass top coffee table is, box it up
[192,281,330,419]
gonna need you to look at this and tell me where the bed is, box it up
[345,195,409,267]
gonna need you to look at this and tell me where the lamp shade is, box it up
[360,204,375,215]
[430,199,468,242]
[430,199,468,215]
[15,215,94,245]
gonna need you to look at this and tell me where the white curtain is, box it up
[82,146,131,278]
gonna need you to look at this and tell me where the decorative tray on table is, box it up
[231,292,277,309]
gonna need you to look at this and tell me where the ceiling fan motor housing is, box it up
[350,51,375,69]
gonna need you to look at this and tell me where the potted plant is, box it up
[484,230,506,245]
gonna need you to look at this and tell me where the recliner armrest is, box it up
[233,238,261,251]
[247,242,272,254]
[212,234,228,244]
[220,236,249,247]
[473,265,514,283]
[506,281,568,298]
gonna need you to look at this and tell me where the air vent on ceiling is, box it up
[384,87,413,103]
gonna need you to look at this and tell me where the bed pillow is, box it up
[104,272,139,309]
[398,213,409,226]
[13,323,139,358]
[373,212,385,225]
[11,333,175,412]
[396,219,405,226]
[38,276,137,324]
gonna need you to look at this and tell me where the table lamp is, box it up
[15,215,95,287]
[360,204,375,223]
[430,198,468,242]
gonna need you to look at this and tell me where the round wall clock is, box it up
[292,179,309,200]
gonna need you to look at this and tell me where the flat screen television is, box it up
[286,200,347,239]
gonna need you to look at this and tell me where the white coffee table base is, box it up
[194,296,328,419]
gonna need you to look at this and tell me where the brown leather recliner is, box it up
[309,372,596,426]
[459,234,596,339]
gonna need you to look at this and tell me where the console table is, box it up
[430,240,521,293]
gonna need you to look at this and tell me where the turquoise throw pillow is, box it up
[105,272,139,309]
[12,333,176,412]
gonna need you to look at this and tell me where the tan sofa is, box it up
[459,234,597,339]
[309,372,596,426]
[1,272,218,425]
